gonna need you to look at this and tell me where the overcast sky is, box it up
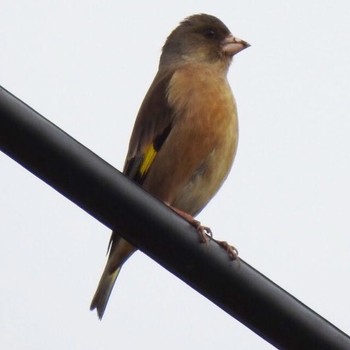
[1,1,349,349]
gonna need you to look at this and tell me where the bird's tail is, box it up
[90,265,122,319]
[90,233,136,319]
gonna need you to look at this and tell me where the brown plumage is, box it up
[90,13,249,319]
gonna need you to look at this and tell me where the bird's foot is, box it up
[213,239,239,260]
[168,205,238,259]
[169,206,212,243]
[191,219,212,243]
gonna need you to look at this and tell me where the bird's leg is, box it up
[168,205,239,260]
[169,206,212,243]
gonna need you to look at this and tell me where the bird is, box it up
[90,13,249,319]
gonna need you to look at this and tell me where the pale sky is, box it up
[1,1,349,349]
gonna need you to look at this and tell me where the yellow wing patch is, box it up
[139,143,157,177]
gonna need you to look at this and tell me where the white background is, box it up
[1,1,349,349]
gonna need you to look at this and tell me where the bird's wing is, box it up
[123,70,175,184]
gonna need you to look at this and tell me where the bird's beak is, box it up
[222,34,250,56]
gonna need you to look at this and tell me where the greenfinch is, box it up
[91,13,249,319]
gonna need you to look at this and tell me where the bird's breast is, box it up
[168,63,239,163]
[144,63,239,215]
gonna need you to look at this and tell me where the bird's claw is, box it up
[192,220,212,243]
[192,221,239,261]
[168,205,238,259]
[214,240,239,260]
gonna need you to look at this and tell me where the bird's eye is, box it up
[203,29,216,39]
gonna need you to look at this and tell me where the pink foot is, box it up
[214,240,239,260]
[169,206,211,243]
[169,205,238,260]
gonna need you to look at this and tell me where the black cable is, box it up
[1,86,349,349]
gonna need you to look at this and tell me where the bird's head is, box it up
[160,14,249,69]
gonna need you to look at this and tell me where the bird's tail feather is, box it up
[91,233,136,319]
[90,266,122,319]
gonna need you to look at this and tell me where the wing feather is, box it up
[123,71,175,184]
